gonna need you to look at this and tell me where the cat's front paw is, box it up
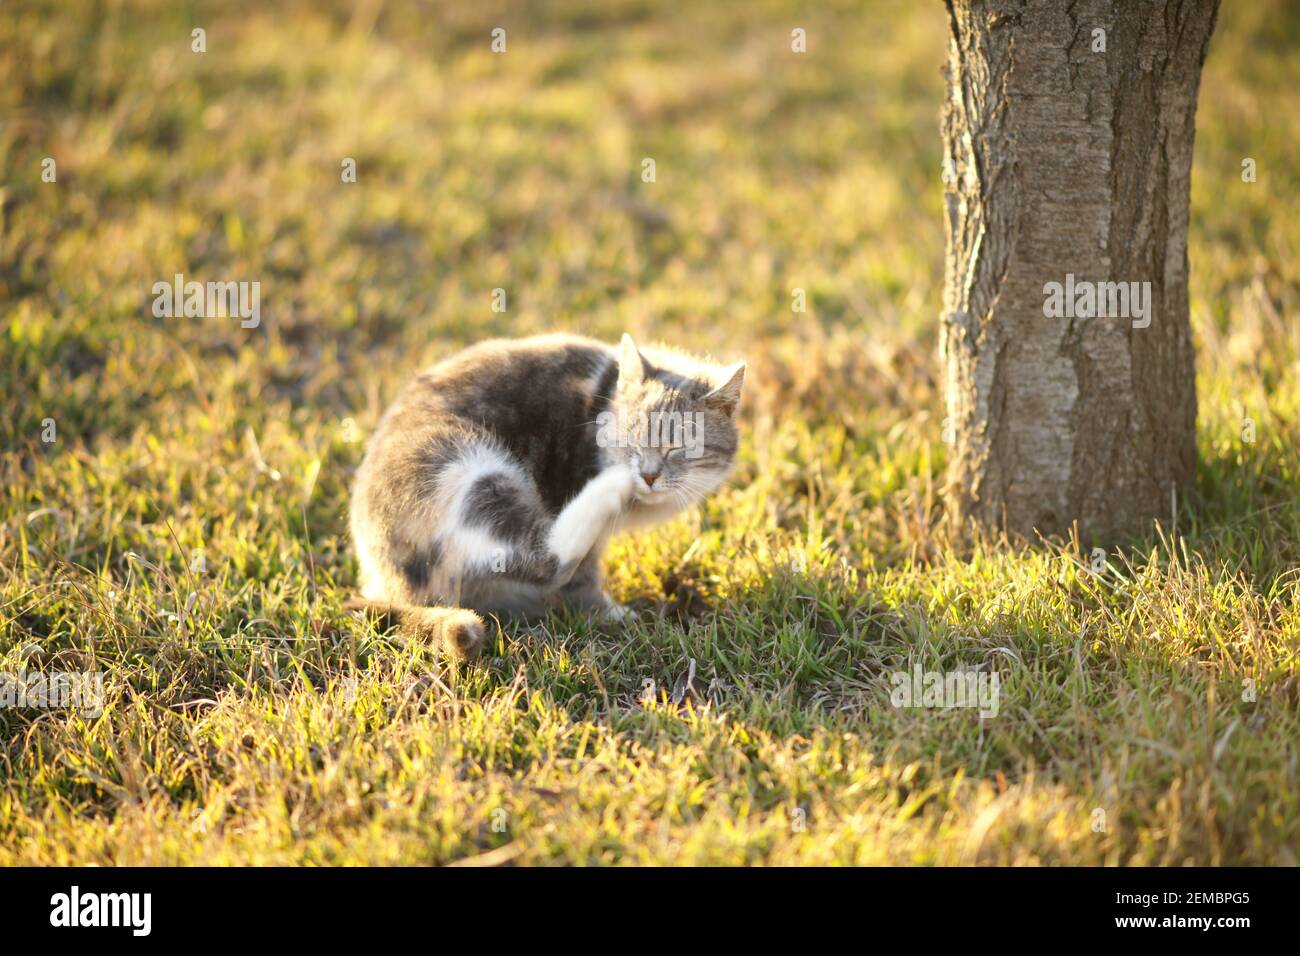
[547,466,640,574]
[602,602,638,623]
[600,465,638,507]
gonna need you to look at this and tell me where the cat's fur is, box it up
[348,333,745,659]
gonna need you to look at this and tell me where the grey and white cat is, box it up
[348,333,745,660]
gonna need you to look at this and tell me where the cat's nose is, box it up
[641,471,659,488]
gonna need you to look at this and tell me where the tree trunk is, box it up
[940,0,1219,544]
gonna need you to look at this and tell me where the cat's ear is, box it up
[619,333,650,387]
[704,362,745,418]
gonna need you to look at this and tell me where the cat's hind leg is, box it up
[461,575,550,624]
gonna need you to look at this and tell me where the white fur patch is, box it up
[378,442,531,597]
[441,445,535,573]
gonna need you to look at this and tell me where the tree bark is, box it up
[940,0,1219,544]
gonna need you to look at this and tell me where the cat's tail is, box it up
[343,599,488,661]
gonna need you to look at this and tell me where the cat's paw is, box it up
[602,601,638,623]
[597,465,638,507]
[548,466,639,572]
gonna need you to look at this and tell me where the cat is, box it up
[348,333,745,660]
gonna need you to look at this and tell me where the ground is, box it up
[1,0,1297,865]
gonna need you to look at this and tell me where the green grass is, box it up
[1,0,1298,865]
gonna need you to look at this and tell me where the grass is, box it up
[1,0,1298,865]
